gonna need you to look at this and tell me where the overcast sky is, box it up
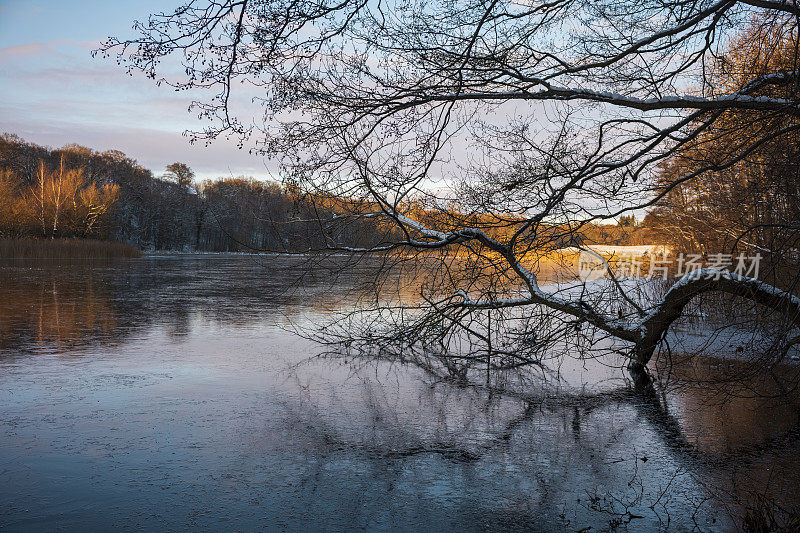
[0,0,279,181]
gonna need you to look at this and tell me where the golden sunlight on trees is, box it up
[1,134,652,252]
[0,157,120,239]
[648,17,800,256]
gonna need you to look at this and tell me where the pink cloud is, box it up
[0,42,55,59]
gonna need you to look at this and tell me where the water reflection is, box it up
[0,255,797,531]
[0,255,379,355]
[663,357,800,454]
[0,271,115,353]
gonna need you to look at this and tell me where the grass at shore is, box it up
[0,238,141,259]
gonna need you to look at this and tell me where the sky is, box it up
[0,0,278,180]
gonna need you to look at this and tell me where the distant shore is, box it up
[0,238,141,259]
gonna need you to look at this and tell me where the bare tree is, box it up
[18,158,121,239]
[99,0,800,386]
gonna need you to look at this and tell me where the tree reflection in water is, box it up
[0,255,798,530]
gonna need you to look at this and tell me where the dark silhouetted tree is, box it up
[99,1,800,386]
[163,162,195,189]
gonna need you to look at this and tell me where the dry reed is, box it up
[0,238,140,259]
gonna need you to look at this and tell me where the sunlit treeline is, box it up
[0,158,119,239]
[396,201,655,254]
[0,134,394,252]
[644,22,800,257]
[1,134,654,253]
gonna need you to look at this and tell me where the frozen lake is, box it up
[0,255,798,531]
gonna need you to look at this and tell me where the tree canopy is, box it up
[164,162,195,188]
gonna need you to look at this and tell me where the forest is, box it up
[0,133,395,252]
[0,133,660,253]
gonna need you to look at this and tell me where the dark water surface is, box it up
[0,255,798,531]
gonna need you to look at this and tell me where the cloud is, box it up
[0,3,283,180]
[0,37,278,180]
[1,38,265,131]
[0,42,55,59]
[0,109,279,180]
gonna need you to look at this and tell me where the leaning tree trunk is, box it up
[627,268,800,385]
